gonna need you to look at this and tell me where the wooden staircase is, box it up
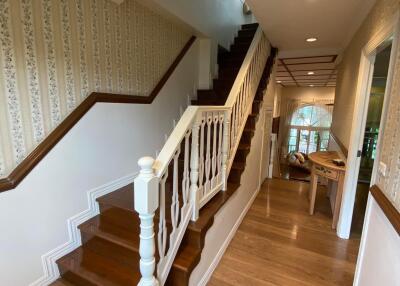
[54,23,276,286]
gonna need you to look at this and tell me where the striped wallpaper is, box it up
[0,0,191,178]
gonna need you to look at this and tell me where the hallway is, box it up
[208,179,361,286]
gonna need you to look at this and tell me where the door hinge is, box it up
[357,150,362,158]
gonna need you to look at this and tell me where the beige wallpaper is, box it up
[0,0,191,178]
[331,0,400,211]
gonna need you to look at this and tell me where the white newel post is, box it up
[222,110,231,191]
[134,157,160,286]
[190,117,200,221]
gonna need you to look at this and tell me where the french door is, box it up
[288,127,330,154]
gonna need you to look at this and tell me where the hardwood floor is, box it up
[209,178,361,286]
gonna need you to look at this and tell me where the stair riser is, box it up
[234,36,254,44]
[59,271,97,286]
[197,91,217,101]
[240,131,254,145]
[228,170,242,183]
[242,23,259,29]
[234,149,250,163]
[245,117,256,130]
[166,268,192,286]
[238,30,256,37]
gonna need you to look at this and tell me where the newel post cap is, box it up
[138,157,155,175]
[134,157,159,214]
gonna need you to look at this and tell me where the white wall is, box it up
[141,0,254,79]
[189,59,275,286]
[354,195,400,286]
[0,40,199,286]
[147,0,252,49]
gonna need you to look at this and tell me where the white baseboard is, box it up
[197,186,261,286]
[29,172,138,286]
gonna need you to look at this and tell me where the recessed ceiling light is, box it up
[277,80,282,83]
[306,37,318,43]
[309,84,315,87]
[307,71,315,75]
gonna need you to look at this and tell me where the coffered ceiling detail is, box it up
[276,55,338,87]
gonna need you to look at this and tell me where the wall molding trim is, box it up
[29,172,138,286]
[197,185,261,286]
[370,185,400,236]
[0,36,196,193]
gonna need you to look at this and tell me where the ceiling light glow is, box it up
[306,37,318,43]
[277,80,282,83]
[307,71,315,75]
[309,84,315,87]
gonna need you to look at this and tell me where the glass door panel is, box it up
[288,128,298,153]
[298,130,310,153]
[309,131,318,153]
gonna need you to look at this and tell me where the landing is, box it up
[209,178,361,286]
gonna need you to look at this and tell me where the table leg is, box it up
[332,172,345,229]
[309,166,318,215]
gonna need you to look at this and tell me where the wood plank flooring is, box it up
[209,178,361,286]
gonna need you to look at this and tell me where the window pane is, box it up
[291,105,332,128]
[309,131,318,153]
[298,130,309,153]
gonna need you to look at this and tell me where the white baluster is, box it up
[198,117,206,197]
[222,111,231,191]
[217,113,224,181]
[182,132,191,205]
[191,116,201,221]
[134,157,160,286]
[211,114,218,188]
[158,172,168,262]
[171,149,180,231]
[204,114,212,196]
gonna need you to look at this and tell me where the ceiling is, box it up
[277,55,337,87]
[246,0,376,58]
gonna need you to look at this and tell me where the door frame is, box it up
[259,106,274,186]
[336,12,400,239]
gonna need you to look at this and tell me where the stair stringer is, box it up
[189,64,277,286]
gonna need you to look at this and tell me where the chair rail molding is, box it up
[0,36,196,193]
[370,185,400,235]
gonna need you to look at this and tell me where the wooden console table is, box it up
[308,151,346,229]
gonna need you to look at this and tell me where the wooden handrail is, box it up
[370,185,400,236]
[0,36,196,193]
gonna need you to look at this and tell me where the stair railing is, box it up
[134,26,270,286]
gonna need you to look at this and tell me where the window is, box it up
[288,105,332,154]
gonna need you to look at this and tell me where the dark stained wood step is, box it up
[238,29,256,37]
[57,237,141,286]
[241,23,259,30]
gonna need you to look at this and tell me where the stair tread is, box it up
[79,212,140,252]
[58,238,141,286]
[238,143,251,150]
[51,279,75,286]
[97,185,134,212]
[231,162,245,170]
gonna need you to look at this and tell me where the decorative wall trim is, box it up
[197,186,261,286]
[330,131,348,158]
[29,172,138,286]
[370,185,400,236]
[0,36,196,193]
